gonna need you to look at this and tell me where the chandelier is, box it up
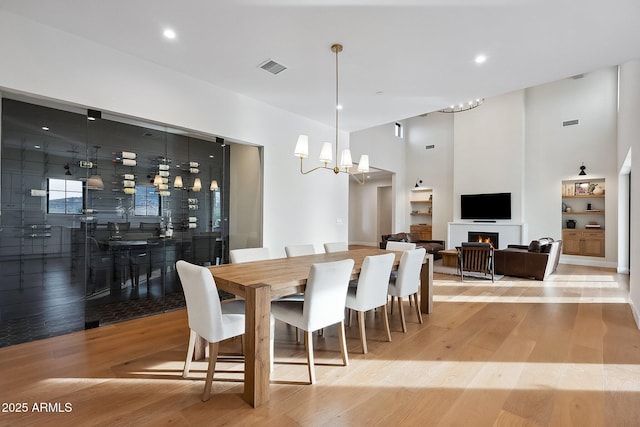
[439,98,484,113]
[294,43,369,184]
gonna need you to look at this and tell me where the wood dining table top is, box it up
[209,247,403,298]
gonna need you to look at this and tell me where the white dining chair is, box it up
[176,260,274,401]
[385,241,416,251]
[387,248,425,333]
[345,253,395,353]
[323,242,349,253]
[230,247,271,263]
[271,259,355,384]
[285,244,316,257]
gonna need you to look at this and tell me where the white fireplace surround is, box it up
[447,222,527,250]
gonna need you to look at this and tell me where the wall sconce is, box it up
[210,180,218,191]
[192,178,202,192]
[174,175,183,189]
[578,163,586,176]
[414,179,423,188]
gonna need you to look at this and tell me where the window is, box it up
[395,122,403,138]
[134,185,160,216]
[47,178,83,214]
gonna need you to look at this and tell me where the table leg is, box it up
[420,253,433,314]
[243,283,272,407]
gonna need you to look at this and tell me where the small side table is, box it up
[438,249,459,268]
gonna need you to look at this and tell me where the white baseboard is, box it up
[559,255,617,269]
[630,299,640,330]
[349,241,378,247]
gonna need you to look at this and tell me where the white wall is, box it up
[525,68,618,267]
[405,113,454,243]
[618,60,640,326]
[350,122,407,232]
[453,91,526,224]
[0,10,348,258]
[348,175,392,246]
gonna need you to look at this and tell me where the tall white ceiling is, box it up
[1,0,639,132]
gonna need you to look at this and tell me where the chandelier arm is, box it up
[349,172,365,185]
[299,158,332,175]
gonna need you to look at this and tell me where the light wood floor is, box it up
[1,264,639,426]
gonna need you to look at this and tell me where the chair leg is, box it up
[389,296,395,315]
[183,329,197,377]
[304,331,316,384]
[413,292,423,324]
[338,321,349,366]
[202,341,219,402]
[357,310,368,354]
[381,304,392,342]
[398,296,407,333]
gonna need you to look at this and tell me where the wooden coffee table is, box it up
[439,249,459,268]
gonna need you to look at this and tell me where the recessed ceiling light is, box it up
[475,54,487,64]
[336,104,343,110]
[42,126,49,131]
[163,28,176,40]
[34,145,41,149]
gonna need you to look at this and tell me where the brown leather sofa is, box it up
[494,238,562,280]
[380,232,445,260]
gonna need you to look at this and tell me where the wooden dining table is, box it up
[207,247,433,407]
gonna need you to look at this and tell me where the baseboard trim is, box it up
[630,299,640,330]
[559,255,616,269]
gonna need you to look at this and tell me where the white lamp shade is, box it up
[319,142,333,163]
[87,175,104,190]
[294,135,309,158]
[123,187,135,195]
[173,175,183,188]
[192,178,202,192]
[340,149,353,168]
[210,180,219,191]
[357,155,370,173]
[153,175,163,186]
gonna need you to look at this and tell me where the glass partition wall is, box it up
[0,98,230,346]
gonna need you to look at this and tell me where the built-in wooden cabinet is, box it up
[410,224,432,240]
[562,229,605,257]
[561,179,605,257]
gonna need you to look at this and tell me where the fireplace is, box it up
[468,231,499,249]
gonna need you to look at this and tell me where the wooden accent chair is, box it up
[458,242,494,282]
[271,259,354,384]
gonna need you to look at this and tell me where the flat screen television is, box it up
[461,192,511,220]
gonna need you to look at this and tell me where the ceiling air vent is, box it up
[563,119,579,127]
[259,59,287,75]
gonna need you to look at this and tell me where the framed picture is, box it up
[575,182,590,195]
